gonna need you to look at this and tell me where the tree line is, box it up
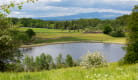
[11,53,78,72]
[10,15,130,37]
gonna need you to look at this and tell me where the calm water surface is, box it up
[20,43,126,62]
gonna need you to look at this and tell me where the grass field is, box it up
[0,63,137,80]
[18,27,75,33]
[19,28,126,46]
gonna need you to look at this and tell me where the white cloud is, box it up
[103,0,138,2]
[39,0,62,2]
[4,0,136,18]
[8,6,131,18]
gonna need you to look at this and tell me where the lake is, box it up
[20,43,126,62]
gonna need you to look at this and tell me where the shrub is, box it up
[80,52,107,68]
[103,25,112,34]
[23,55,35,72]
[38,53,53,70]
[65,54,74,67]
[16,32,30,43]
[56,54,65,68]
[25,29,36,39]
[110,30,125,37]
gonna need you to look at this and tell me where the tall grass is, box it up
[0,63,137,80]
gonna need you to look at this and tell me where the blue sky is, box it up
[2,0,138,18]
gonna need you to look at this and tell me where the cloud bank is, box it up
[3,0,138,18]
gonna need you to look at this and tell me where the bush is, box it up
[16,32,30,43]
[103,25,112,34]
[80,52,107,68]
[110,30,125,37]
[23,56,35,72]
[65,54,74,67]
[25,29,36,39]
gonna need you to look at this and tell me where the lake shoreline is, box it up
[21,41,125,48]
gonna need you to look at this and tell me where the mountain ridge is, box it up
[33,12,123,21]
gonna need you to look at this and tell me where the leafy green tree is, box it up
[39,53,49,70]
[56,54,63,64]
[103,25,112,34]
[17,32,30,43]
[65,54,74,67]
[56,53,65,68]
[0,0,37,72]
[23,55,34,71]
[34,56,41,71]
[0,16,23,71]
[25,29,36,39]
[39,53,53,70]
[123,5,138,64]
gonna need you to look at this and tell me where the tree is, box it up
[56,53,63,64]
[25,29,36,39]
[0,16,23,71]
[103,25,112,34]
[39,53,53,70]
[56,53,65,68]
[0,0,37,14]
[23,55,34,71]
[34,56,41,71]
[0,0,37,71]
[110,30,125,37]
[65,54,74,67]
[123,5,138,64]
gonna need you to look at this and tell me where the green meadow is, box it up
[19,28,125,47]
[0,63,137,80]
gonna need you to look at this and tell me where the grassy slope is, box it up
[3,28,135,80]
[0,63,137,80]
[19,28,126,45]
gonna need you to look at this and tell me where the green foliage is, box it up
[110,30,125,37]
[25,29,36,39]
[65,54,74,67]
[10,15,130,33]
[0,0,38,72]
[0,0,37,14]
[103,25,112,34]
[80,52,107,68]
[56,54,63,64]
[17,32,30,43]
[0,16,22,71]
[123,5,138,64]
[0,63,137,80]
[56,54,65,68]
[39,53,50,70]
[37,53,53,70]
[23,56,34,71]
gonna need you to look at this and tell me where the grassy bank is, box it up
[19,28,126,47]
[0,63,137,80]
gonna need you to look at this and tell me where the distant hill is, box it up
[34,12,123,21]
